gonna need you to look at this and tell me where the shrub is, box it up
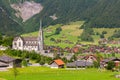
[55,27,62,34]
[106,61,115,70]
[100,34,104,38]
[102,31,107,34]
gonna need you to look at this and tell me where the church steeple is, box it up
[38,20,44,52]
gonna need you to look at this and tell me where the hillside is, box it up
[22,21,120,48]
[83,0,120,28]
[1,0,120,35]
[22,21,84,48]
[0,6,23,35]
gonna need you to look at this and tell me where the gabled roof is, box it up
[83,54,97,60]
[0,55,15,63]
[102,57,120,63]
[13,36,38,42]
[53,59,65,66]
[13,37,19,41]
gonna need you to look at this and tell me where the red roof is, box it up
[54,59,65,65]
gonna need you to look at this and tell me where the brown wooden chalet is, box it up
[100,57,120,68]
[0,55,22,68]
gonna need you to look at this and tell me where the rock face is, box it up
[11,1,43,22]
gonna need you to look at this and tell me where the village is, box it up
[0,21,120,80]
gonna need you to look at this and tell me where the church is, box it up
[12,21,44,52]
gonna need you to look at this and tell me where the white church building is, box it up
[12,21,44,52]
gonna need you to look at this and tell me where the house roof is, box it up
[83,54,97,60]
[54,59,65,66]
[0,55,15,63]
[102,57,120,63]
[67,60,93,67]
[67,62,76,67]
[76,60,93,67]
[0,62,8,67]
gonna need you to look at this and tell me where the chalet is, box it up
[100,58,120,68]
[0,62,8,68]
[83,54,98,63]
[66,60,93,68]
[72,47,79,53]
[0,55,22,68]
[50,59,65,68]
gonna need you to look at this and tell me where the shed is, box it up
[50,59,65,68]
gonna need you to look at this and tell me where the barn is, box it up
[50,59,65,68]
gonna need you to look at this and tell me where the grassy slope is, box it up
[0,67,119,80]
[22,21,120,48]
[22,21,84,48]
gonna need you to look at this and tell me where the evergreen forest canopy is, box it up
[0,0,120,35]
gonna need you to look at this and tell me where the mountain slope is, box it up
[1,0,120,35]
[83,0,120,28]
[0,7,23,35]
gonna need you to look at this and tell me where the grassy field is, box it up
[22,21,120,48]
[0,67,120,80]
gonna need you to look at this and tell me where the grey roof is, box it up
[13,36,38,42]
[76,60,93,67]
[0,62,8,67]
[23,37,38,41]
[67,60,93,67]
[0,55,15,63]
[102,57,120,63]
[66,62,76,67]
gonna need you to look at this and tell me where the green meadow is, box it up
[0,67,120,80]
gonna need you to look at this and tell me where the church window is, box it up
[19,42,21,47]
[14,42,16,46]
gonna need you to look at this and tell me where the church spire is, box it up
[38,19,44,52]
[40,19,42,30]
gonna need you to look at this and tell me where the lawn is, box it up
[0,67,120,80]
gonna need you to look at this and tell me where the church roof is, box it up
[13,36,38,42]
[13,37,19,41]
[22,37,38,41]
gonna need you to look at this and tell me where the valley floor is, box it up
[0,67,119,80]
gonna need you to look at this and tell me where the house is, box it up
[50,59,65,68]
[0,45,7,50]
[0,55,22,68]
[12,21,44,52]
[100,58,120,68]
[66,60,93,68]
[83,54,98,63]
[72,47,79,53]
[0,62,8,68]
